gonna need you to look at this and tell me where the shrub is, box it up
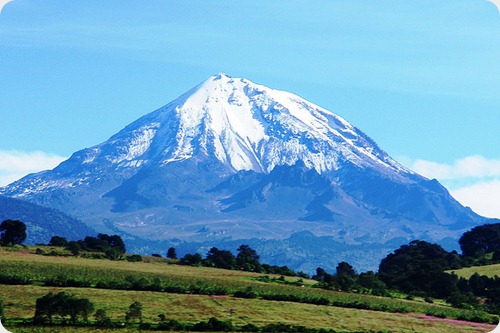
[234,286,257,299]
[126,254,143,262]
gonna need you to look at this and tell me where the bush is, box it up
[126,254,143,262]
[234,286,257,299]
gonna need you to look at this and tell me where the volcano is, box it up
[1,73,495,271]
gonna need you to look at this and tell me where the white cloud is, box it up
[400,155,500,219]
[411,155,500,180]
[450,181,500,219]
[0,150,66,187]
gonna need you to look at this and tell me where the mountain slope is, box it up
[0,73,496,271]
[0,194,95,244]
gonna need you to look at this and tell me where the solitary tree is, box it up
[167,247,177,259]
[0,220,26,246]
[379,240,460,298]
[125,301,142,323]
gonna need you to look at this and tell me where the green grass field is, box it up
[449,263,500,279]
[0,246,498,333]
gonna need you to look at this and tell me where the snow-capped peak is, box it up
[143,73,410,175]
[1,74,414,197]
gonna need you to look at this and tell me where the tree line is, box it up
[2,218,500,314]
[176,244,301,277]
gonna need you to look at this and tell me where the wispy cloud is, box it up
[401,155,500,219]
[411,155,500,180]
[0,150,66,187]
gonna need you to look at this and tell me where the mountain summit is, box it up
[1,74,495,271]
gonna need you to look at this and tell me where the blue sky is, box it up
[0,0,499,217]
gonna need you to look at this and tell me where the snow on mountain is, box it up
[159,73,411,175]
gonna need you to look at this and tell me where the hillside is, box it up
[0,246,497,333]
[0,195,95,244]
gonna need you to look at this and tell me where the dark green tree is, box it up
[205,247,235,269]
[81,236,108,252]
[167,247,177,259]
[98,234,126,254]
[312,267,334,285]
[125,301,142,323]
[236,244,262,272]
[379,240,459,298]
[105,248,122,260]
[357,271,388,296]
[459,223,500,258]
[335,261,357,291]
[0,220,26,245]
[34,292,58,324]
[66,297,94,324]
[180,253,203,266]
[66,241,81,256]
[336,261,356,277]
[34,292,94,324]
[94,309,112,327]
[48,236,68,247]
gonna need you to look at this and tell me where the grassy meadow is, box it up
[449,264,500,279]
[0,246,498,333]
